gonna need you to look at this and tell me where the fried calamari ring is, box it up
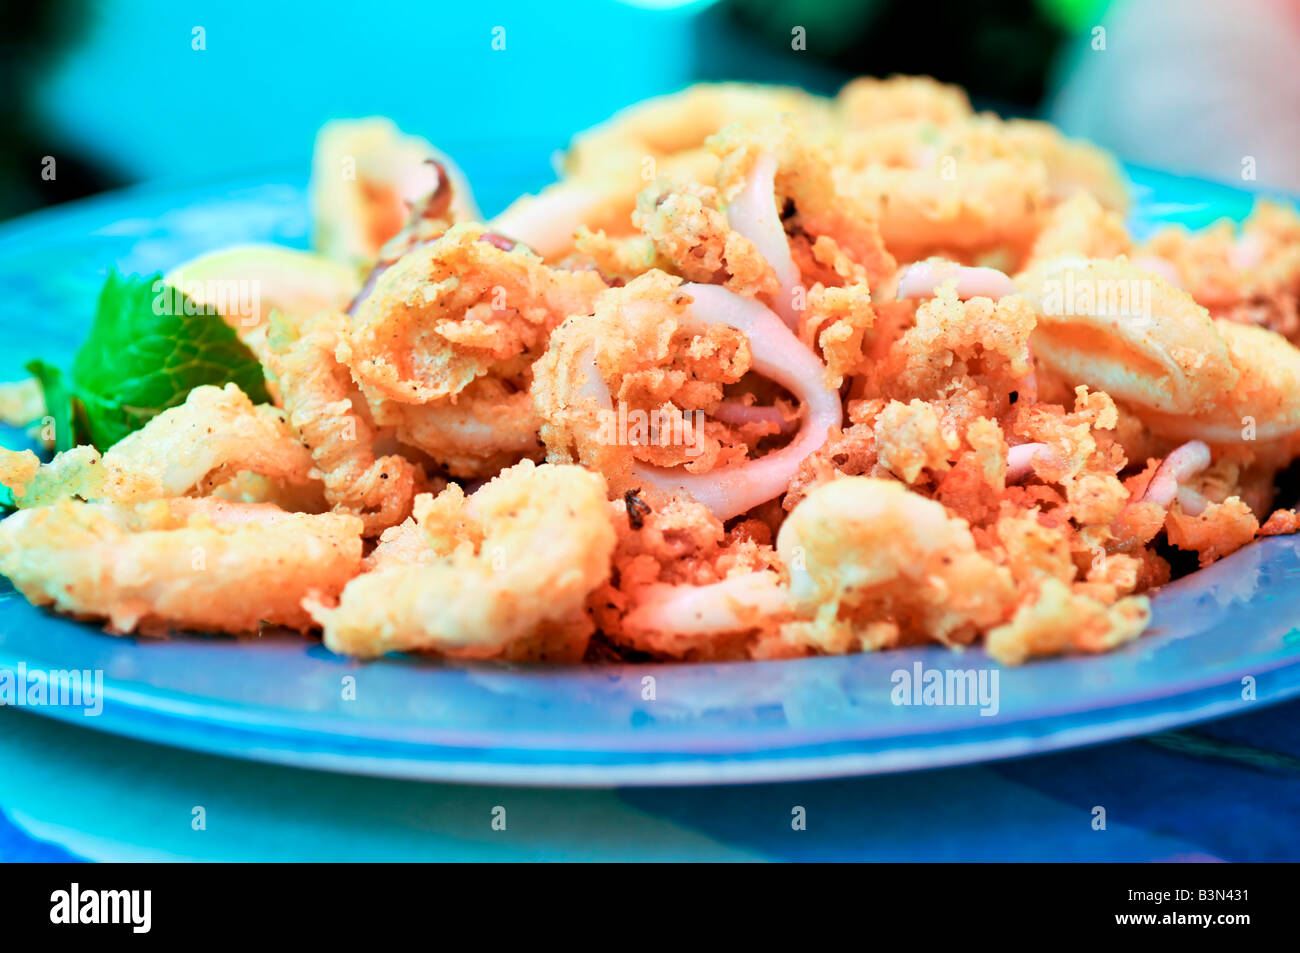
[713,121,897,322]
[308,461,615,659]
[0,498,362,633]
[565,83,830,183]
[266,311,419,534]
[533,272,841,520]
[1,384,318,508]
[340,223,607,474]
[834,158,1048,265]
[1133,320,1300,443]
[776,476,1016,649]
[1018,257,1239,418]
[388,380,543,478]
[342,223,608,405]
[533,271,756,480]
[835,75,974,126]
[1142,201,1300,340]
[493,84,831,259]
[833,105,1127,266]
[627,123,893,386]
[310,117,480,267]
[621,571,789,642]
[630,179,780,301]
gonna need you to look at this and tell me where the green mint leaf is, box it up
[57,270,270,450]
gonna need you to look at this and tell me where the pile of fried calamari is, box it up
[4,75,1300,666]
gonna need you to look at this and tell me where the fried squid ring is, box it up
[565,82,829,183]
[489,181,635,260]
[895,260,1017,300]
[1134,320,1300,443]
[713,122,896,313]
[534,273,841,520]
[776,476,1016,647]
[1,384,318,508]
[0,498,362,634]
[499,83,832,260]
[1018,257,1239,417]
[622,571,788,638]
[267,312,419,534]
[310,117,480,267]
[833,158,1049,264]
[308,461,615,659]
[342,223,608,405]
[389,381,543,479]
[726,150,801,328]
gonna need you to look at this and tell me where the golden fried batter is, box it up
[1,78,1297,666]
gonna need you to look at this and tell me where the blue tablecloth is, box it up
[3,700,1297,862]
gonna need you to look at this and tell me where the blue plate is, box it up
[1,167,1299,787]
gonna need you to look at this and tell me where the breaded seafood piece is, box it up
[533,271,842,520]
[1143,200,1300,340]
[834,157,1049,265]
[775,477,1017,653]
[1019,192,1132,274]
[308,461,616,659]
[619,118,891,383]
[494,83,832,259]
[593,493,789,660]
[833,95,1127,265]
[310,117,480,267]
[835,75,973,126]
[533,270,754,487]
[0,498,362,634]
[867,286,1037,405]
[1135,319,1300,443]
[565,83,831,184]
[266,311,419,534]
[0,383,318,508]
[388,379,544,479]
[342,222,607,405]
[631,179,780,302]
[984,577,1149,666]
[1017,257,1239,418]
[709,119,896,321]
[1023,255,1300,443]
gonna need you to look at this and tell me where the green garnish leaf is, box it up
[31,270,270,451]
[24,359,83,453]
